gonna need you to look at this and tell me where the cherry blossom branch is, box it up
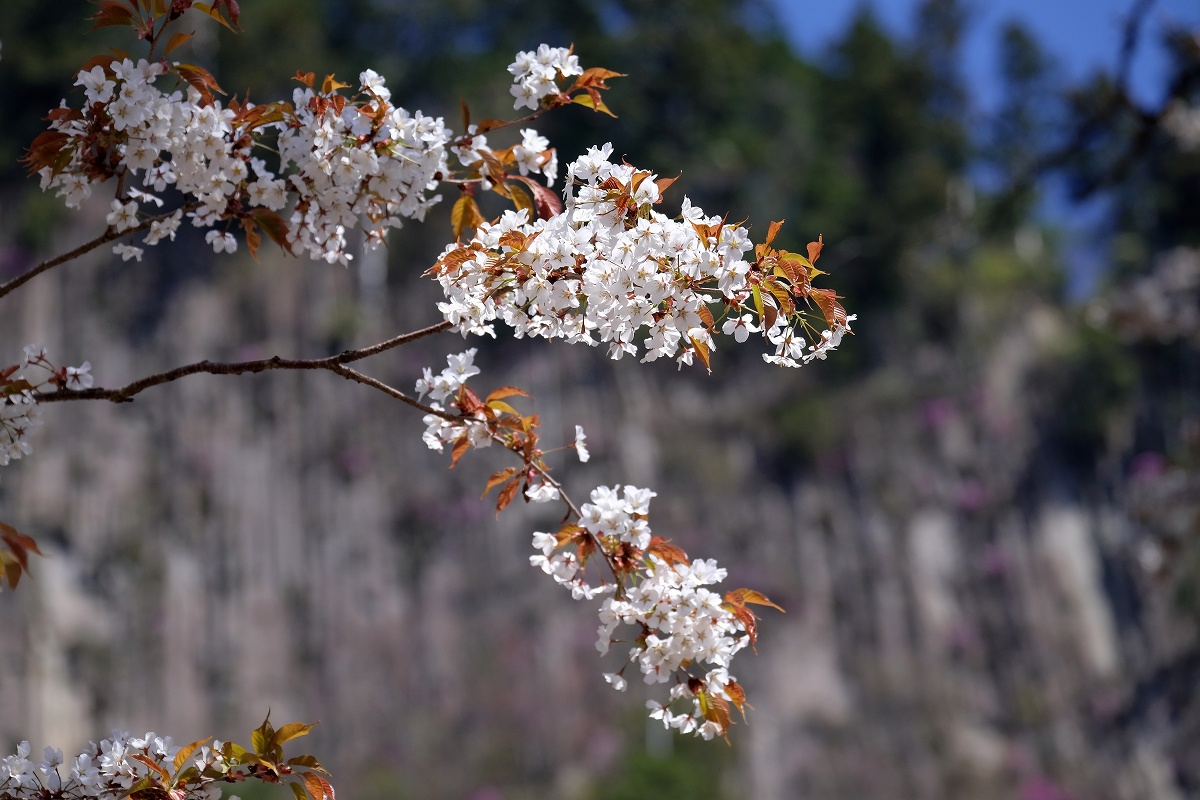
[325,363,456,419]
[290,363,616,588]
[0,206,197,300]
[33,320,453,404]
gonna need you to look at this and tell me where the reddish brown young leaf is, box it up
[807,234,824,264]
[481,467,519,498]
[510,176,562,220]
[20,130,71,176]
[459,98,471,132]
[250,208,294,254]
[495,476,522,513]
[776,253,810,292]
[456,384,486,417]
[478,150,507,182]
[568,66,626,94]
[765,219,784,248]
[761,301,779,334]
[809,287,847,328]
[725,679,751,720]
[691,222,716,246]
[475,118,509,133]
[430,244,476,276]
[450,194,484,241]
[697,304,715,330]
[193,0,239,31]
[301,772,331,800]
[629,170,652,194]
[554,523,584,547]
[728,604,759,646]
[655,174,680,197]
[0,521,44,572]
[285,754,328,774]
[173,63,225,106]
[235,101,289,132]
[647,536,690,568]
[293,71,315,88]
[2,558,22,591]
[129,754,170,781]
[89,0,137,30]
[689,335,711,373]
[210,0,243,20]
[485,386,532,403]
[320,74,350,94]
[724,587,785,612]
[762,278,796,316]
[164,31,193,56]
[449,435,470,468]
[240,219,262,261]
[577,535,596,568]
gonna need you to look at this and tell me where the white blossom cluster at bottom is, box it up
[0,731,244,800]
[532,488,751,740]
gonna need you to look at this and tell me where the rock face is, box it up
[0,219,1195,800]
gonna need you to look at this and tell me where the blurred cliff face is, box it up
[1,1,1199,798]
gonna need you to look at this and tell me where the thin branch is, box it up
[333,365,623,590]
[0,206,196,300]
[338,320,455,364]
[325,363,455,419]
[34,320,453,404]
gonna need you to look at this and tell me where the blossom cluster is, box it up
[279,73,450,263]
[530,487,751,740]
[1,731,227,800]
[412,353,754,738]
[35,58,451,266]
[508,45,583,111]
[433,143,854,369]
[1,346,92,473]
[415,349,493,454]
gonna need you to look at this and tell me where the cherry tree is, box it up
[0,2,855,797]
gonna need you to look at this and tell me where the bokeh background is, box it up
[2,0,1200,798]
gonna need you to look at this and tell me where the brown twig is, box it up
[34,320,453,404]
[0,206,198,300]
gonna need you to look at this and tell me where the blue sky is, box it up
[774,0,1200,110]
[774,0,1200,296]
